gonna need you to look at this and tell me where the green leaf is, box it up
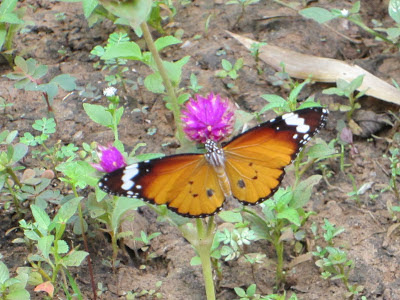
[246,284,256,296]
[190,256,201,266]
[389,0,400,24]
[100,0,152,29]
[144,72,164,93]
[38,235,54,259]
[233,58,244,70]
[291,175,322,209]
[221,59,232,71]
[31,64,48,79]
[350,1,361,13]
[62,250,88,267]
[53,197,82,224]
[31,205,51,231]
[51,74,77,91]
[111,196,144,231]
[114,106,124,125]
[306,139,336,159]
[0,0,18,15]
[83,103,113,126]
[0,25,6,50]
[0,12,24,24]
[14,56,28,73]
[163,56,190,85]
[5,130,18,144]
[4,288,30,300]
[56,240,69,254]
[0,261,10,284]
[154,36,181,52]
[82,0,98,18]
[234,287,246,297]
[276,207,301,226]
[101,42,142,60]
[11,143,28,164]
[57,160,98,188]
[299,7,336,24]
[218,211,242,223]
[260,94,288,113]
[32,118,56,134]
[243,210,270,240]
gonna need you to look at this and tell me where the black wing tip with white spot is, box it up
[98,163,224,219]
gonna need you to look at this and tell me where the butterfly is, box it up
[98,107,328,218]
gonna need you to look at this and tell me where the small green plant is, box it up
[134,230,162,260]
[243,182,320,287]
[0,97,13,111]
[0,129,29,213]
[249,42,267,75]
[6,56,77,118]
[125,280,163,299]
[383,145,400,201]
[216,58,244,80]
[15,201,88,298]
[90,30,190,143]
[260,78,318,115]
[20,118,80,170]
[0,255,30,299]
[234,283,298,300]
[0,0,27,65]
[188,73,203,93]
[89,193,145,270]
[300,1,397,46]
[90,32,137,89]
[347,174,374,206]
[216,58,244,89]
[312,219,363,298]
[226,0,260,28]
[216,213,257,262]
[322,75,365,121]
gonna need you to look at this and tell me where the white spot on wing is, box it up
[284,114,304,126]
[282,112,294,120]
[296,124,310,133]
[121,164,139,190]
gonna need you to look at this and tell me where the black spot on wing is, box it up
[237,179,246,189]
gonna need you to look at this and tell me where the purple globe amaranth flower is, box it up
[181,93,236,143]
[92,144,126,173]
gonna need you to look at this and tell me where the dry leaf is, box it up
[227,31,400,106]
[34,281,54,297]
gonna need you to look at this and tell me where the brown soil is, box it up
[1,0,399,299]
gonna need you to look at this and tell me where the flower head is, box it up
[181,93,236,143]
[341,9,349,17]
[92,144,126,173]
[103,87,117,97]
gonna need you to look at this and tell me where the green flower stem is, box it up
[111,104,119,143]
[348,16,393,45]
[181,218,216,300]
[196,218,216,300]
[273,230,285,287]
[140,22,185,144]
[6,166,21,187]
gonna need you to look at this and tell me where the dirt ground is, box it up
[1,0,400,299]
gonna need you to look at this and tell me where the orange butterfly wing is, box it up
[99,154,225,217]
[223,107,328,205]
